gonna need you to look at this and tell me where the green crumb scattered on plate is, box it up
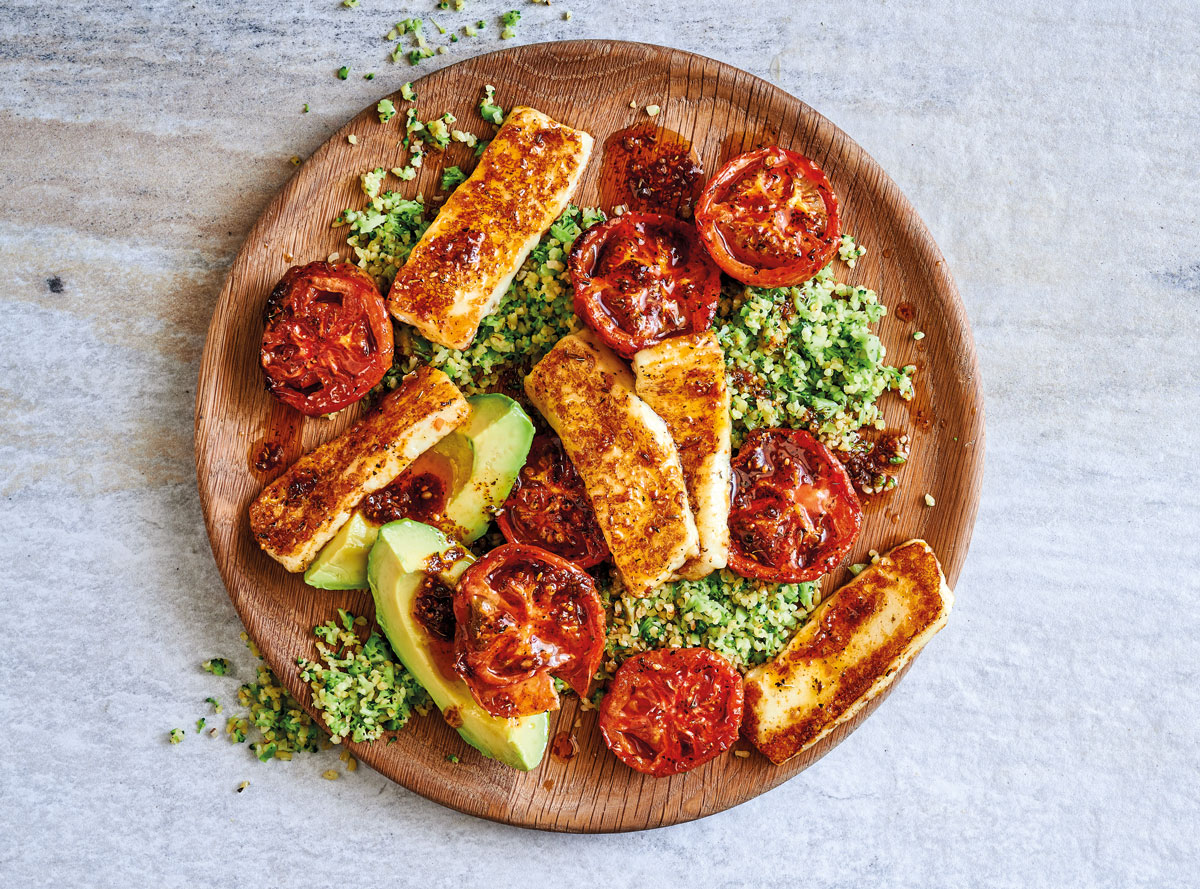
[440,165,466,191]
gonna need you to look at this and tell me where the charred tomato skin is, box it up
[497,434,610,568]
[453,544,605,719]
[599,647,744,777]
[695,146,841,288]
[260,261,393,416]
[727,427,862,583]
[569,212,720,358]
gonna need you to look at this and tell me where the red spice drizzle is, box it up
[599,122,703,218]
[413,576,459,682]
[550,731,578,762]
[837,430,909,500]
[359,450,452,526]
[253,441,284,472]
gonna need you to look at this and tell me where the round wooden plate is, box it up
[195,40,983,832]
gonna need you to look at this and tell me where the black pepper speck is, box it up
[47,276,64,293]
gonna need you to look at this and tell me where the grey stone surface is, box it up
[1,0,1197,886]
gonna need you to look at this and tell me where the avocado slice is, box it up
[442,394,534,543]
[305,394,533,591]
[367,519,549,770]
[302,512,382,591]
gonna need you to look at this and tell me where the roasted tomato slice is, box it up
[569,212,720,358]
[260,261,394,416]
[695,146,840,288]
[727,428,862,583]
[497,434,609,568]
[453,544,605,718]
[599,647,744,777]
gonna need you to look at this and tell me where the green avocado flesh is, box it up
[367,519,549,770]
[304,393,534,591]
[303,512,382,591]
[443,393,534,543]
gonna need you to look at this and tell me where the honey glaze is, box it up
[599,122,703,218]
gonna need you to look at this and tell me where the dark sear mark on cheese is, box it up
[429,227,486,267]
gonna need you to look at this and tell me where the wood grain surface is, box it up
[194,40,984,832]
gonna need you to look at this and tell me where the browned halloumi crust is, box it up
[386,107,593,351]
[249,366,469,573]
[524,331,698,596]
[632,331,732,580]
[743,539,954,765]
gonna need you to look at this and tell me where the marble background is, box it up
[1,1,1197,886]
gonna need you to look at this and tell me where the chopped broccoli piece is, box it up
[361,167,388,199]
[169,728,184,744]
[297,614,429,744]
[425,114,455,149]
[377,99,396,123]
[336,66,350,80]
[202,658,231,676]
[479,84,504,125]
[405,107,425,137]
[440,165,466,191]
[400,82,416,101]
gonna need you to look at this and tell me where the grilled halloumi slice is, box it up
[386,106,594,351]
[743,539,954,765]
[249,366,469,573]
[631,331,732,580]
[524,330,698,596]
